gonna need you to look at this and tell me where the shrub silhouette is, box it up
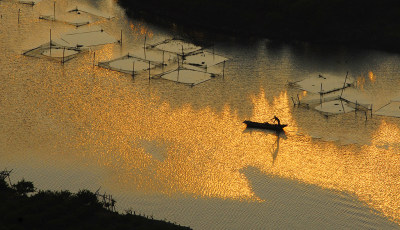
[73,189,101,207]
[14,179,35,196]
[0,171,191,229]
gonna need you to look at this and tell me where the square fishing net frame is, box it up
[22,41,85,64]
[182,49,228,70]
[145,37,227,75]
[97,53,164,75]
[39,15,91,27]
[151,66,217,87]
[67,5,114,20]
[145,38,206,58]
[18,0,41,6]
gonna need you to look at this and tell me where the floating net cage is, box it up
[183,50,228,69]
[293,77,373,116]
[54,27,118,48]
[38,4,111,27]
[294,74,354,95]
[375,97,400,118]
[39,15,91,27]
[67,5,114,19]
[18,0,41,5]
[22,42,85,63]
[147,38,203,57]
[146,38,228,78]
[375,102,400,118]
[298,96,371,116]
[98,54,163,75]
[152,67,216,86]
[64,18,91,27]
[314,99,356,114]
[128,47,178,65]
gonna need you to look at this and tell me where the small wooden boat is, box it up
[243,120,287,131]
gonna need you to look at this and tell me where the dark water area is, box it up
[117,0,400,53]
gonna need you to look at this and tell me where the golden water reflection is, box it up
[129,22,154,38]
[369,71,376,82]
[356,71,377,90]
[37,75,400,222]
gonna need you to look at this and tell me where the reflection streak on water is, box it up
[369,71,376,82]
[30,70,400,220]
[1,0,400,225]
[356,70,377,91]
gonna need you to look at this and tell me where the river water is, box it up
[1,0,400,229]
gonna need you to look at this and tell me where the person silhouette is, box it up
[272,115,281,125]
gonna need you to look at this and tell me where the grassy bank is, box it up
[0,171,190,230]
[118,0,400,51]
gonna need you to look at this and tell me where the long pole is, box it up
[222,60,225,78]
[49,29,52,55]
[120,30,122,46]
[18,9,20,24]
[177,67,180,82]
[297,94,300,105]
[148,61,150,80]
[62,47,65,64]
[320,83,322,104]
[53,1,56,20]
[132,61,135,77]
[370,104,373,117]
[291,97,296,106]
[340,99,345,113]
[355,101,358,115]
[143,35,147,59]
[340,71,349,98]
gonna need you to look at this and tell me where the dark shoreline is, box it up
[117,0,400,53]
[0,171,190,230]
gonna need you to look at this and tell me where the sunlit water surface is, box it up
[1,0,400,229]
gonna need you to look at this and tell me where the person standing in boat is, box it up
[272,115,281,125]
